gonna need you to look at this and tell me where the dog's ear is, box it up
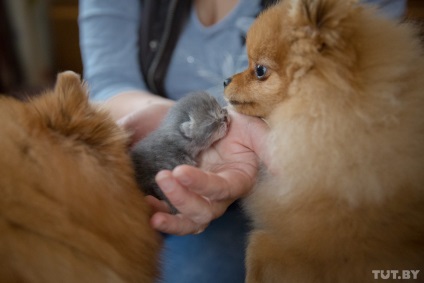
[54,70,88,108]
[284,0,358,80]
[30,71,128,151]
[30,71,89,127]
[288,0,357,51]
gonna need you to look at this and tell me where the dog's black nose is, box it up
[223,77,232,88]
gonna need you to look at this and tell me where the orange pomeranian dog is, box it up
[0,71,160,283]
[224,0,424,282]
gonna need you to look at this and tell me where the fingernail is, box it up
[177,174,191,186]
[151,214,167,232]
[175,175,191,186]
[174,169,191,186]
[156,171,174,193]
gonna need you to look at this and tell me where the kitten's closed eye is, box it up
[220,108,229,122]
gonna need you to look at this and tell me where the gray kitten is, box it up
[131,92,230,214]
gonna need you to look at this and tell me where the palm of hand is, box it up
[199,111,263,200]
[149,110,268,235]
[121,105,269,235]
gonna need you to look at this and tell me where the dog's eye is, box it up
[255,65,267,79]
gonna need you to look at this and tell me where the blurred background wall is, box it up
[0,0,423,96]
[1,0,81,96]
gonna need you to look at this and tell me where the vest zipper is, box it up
[146,0,179,94]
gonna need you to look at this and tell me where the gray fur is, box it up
[131,92,230,214]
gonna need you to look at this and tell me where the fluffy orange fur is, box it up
[0,72,161,282]
[225,0,424,282]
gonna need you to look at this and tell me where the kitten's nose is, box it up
[223,77,232,88]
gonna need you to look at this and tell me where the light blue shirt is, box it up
[78,0,407,103]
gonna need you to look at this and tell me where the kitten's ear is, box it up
[180,115,195,138]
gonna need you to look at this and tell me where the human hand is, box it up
[147,110,269,235]
[117,102,174,145]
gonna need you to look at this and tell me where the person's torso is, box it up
[164,0,262,104]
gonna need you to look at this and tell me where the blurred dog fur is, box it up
[0,71,161,283]
[224,0,424,282]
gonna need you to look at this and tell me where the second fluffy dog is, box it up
[225,0,424,282]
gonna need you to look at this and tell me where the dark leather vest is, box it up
[138,0,279,96]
